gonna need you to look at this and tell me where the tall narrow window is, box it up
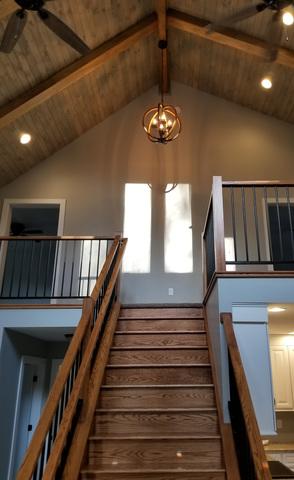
[123,184,151,273]
[164,184,193,273]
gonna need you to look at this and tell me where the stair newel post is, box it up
[212,176,226,272]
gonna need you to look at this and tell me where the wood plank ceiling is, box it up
[0,0,294,187]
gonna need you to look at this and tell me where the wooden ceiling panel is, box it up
[169,0,294,50]
[169,28,294,124]
[0,0,156,105]
[0,34,158,187]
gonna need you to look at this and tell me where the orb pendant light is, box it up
[142,41,181,144]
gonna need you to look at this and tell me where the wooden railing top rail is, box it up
[16,236,124,480]
[221,312,272,480]
[222,180,294,187]
[0,235,116,241]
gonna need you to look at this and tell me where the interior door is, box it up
[12,358,46,478]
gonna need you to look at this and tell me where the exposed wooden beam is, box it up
[0,0,16,22]
[167,8,294,70]
[0,13,157,129]
[157,0,169,94]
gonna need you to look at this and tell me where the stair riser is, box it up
[88,439,224,469]
[117,319,205,332]
[119,308,203,319]
[89,439,223,470]
[109,349,209,365]
[94,411,219,436]
[81,473,226,480]
[104,367,212,385]
[113,333,207,348]
[99,387,216,409]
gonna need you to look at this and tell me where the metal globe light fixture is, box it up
[142,41,181,144]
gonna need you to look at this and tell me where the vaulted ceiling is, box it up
[0,0,294,187]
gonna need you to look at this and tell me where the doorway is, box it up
[0,199,65,299]
[8,356,46,480]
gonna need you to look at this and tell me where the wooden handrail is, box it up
[0,235,115,241]
[221,313,272,480]
[17,236,125,480]
[42,239,127,479]
[222,180,294,187]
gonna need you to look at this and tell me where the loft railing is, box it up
[221,312,272,480]
[17,235,127,480]
[202,177,294,290]
[0,236,114,301]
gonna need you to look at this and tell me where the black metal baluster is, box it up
[17,240,26,297]
[252,187,261,262]
[43,240,52,297]
[69,240,77,297]
[25,240,35,298]
[51,239,59,298]
[241,187,249,262]
[8,240,17,298]
[78,240,84,297]
[275,187,284,260]
[96,239,101,279]
[87,240,93,296]
[230,187,238,263]
[61,240,68,297]
[264,187,273,263]
[35,240,44,297]
[286,187,294,260]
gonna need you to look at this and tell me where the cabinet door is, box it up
[270,346,293,410]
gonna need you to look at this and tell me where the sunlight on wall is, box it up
[225,237,236,272]
[164,184,193,273]
[123,184,151,273]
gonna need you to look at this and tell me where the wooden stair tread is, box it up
[81,468,226,473]
[115,330,206,334]
[110,346,208,350]
[106,364,211,368]
[89,435,222,440]
[101,384,215,388]
[95,408,217,412]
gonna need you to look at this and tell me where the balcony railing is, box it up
[0,236,114,301]
[202,177,294,290]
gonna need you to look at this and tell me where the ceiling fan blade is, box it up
[266,10,283,62]
[0,9,27,53]
[38,8,90,55]
[208,2,267,31]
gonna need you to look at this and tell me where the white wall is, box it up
[1,82,294,303]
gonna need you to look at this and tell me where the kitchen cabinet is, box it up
[270,346,294,410]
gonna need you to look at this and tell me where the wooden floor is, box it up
[80,307,227,480]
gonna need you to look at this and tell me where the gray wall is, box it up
[1,82,294,303]
[0,329,68,479]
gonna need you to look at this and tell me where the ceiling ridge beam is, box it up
[167,8,294,69]
[0,13,157,130]
[157,0,169,94]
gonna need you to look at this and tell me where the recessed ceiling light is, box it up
[283,11,294,26]
[261,77,272,90]
[20,133,32,145]
[176,451,183,458]
[268,307,286,313]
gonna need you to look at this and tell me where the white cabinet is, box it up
[270,346,294,410]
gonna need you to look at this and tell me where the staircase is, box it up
[80,306,227,479]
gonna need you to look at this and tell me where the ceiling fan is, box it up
[208,0,294,61]
[0,0,90,55]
